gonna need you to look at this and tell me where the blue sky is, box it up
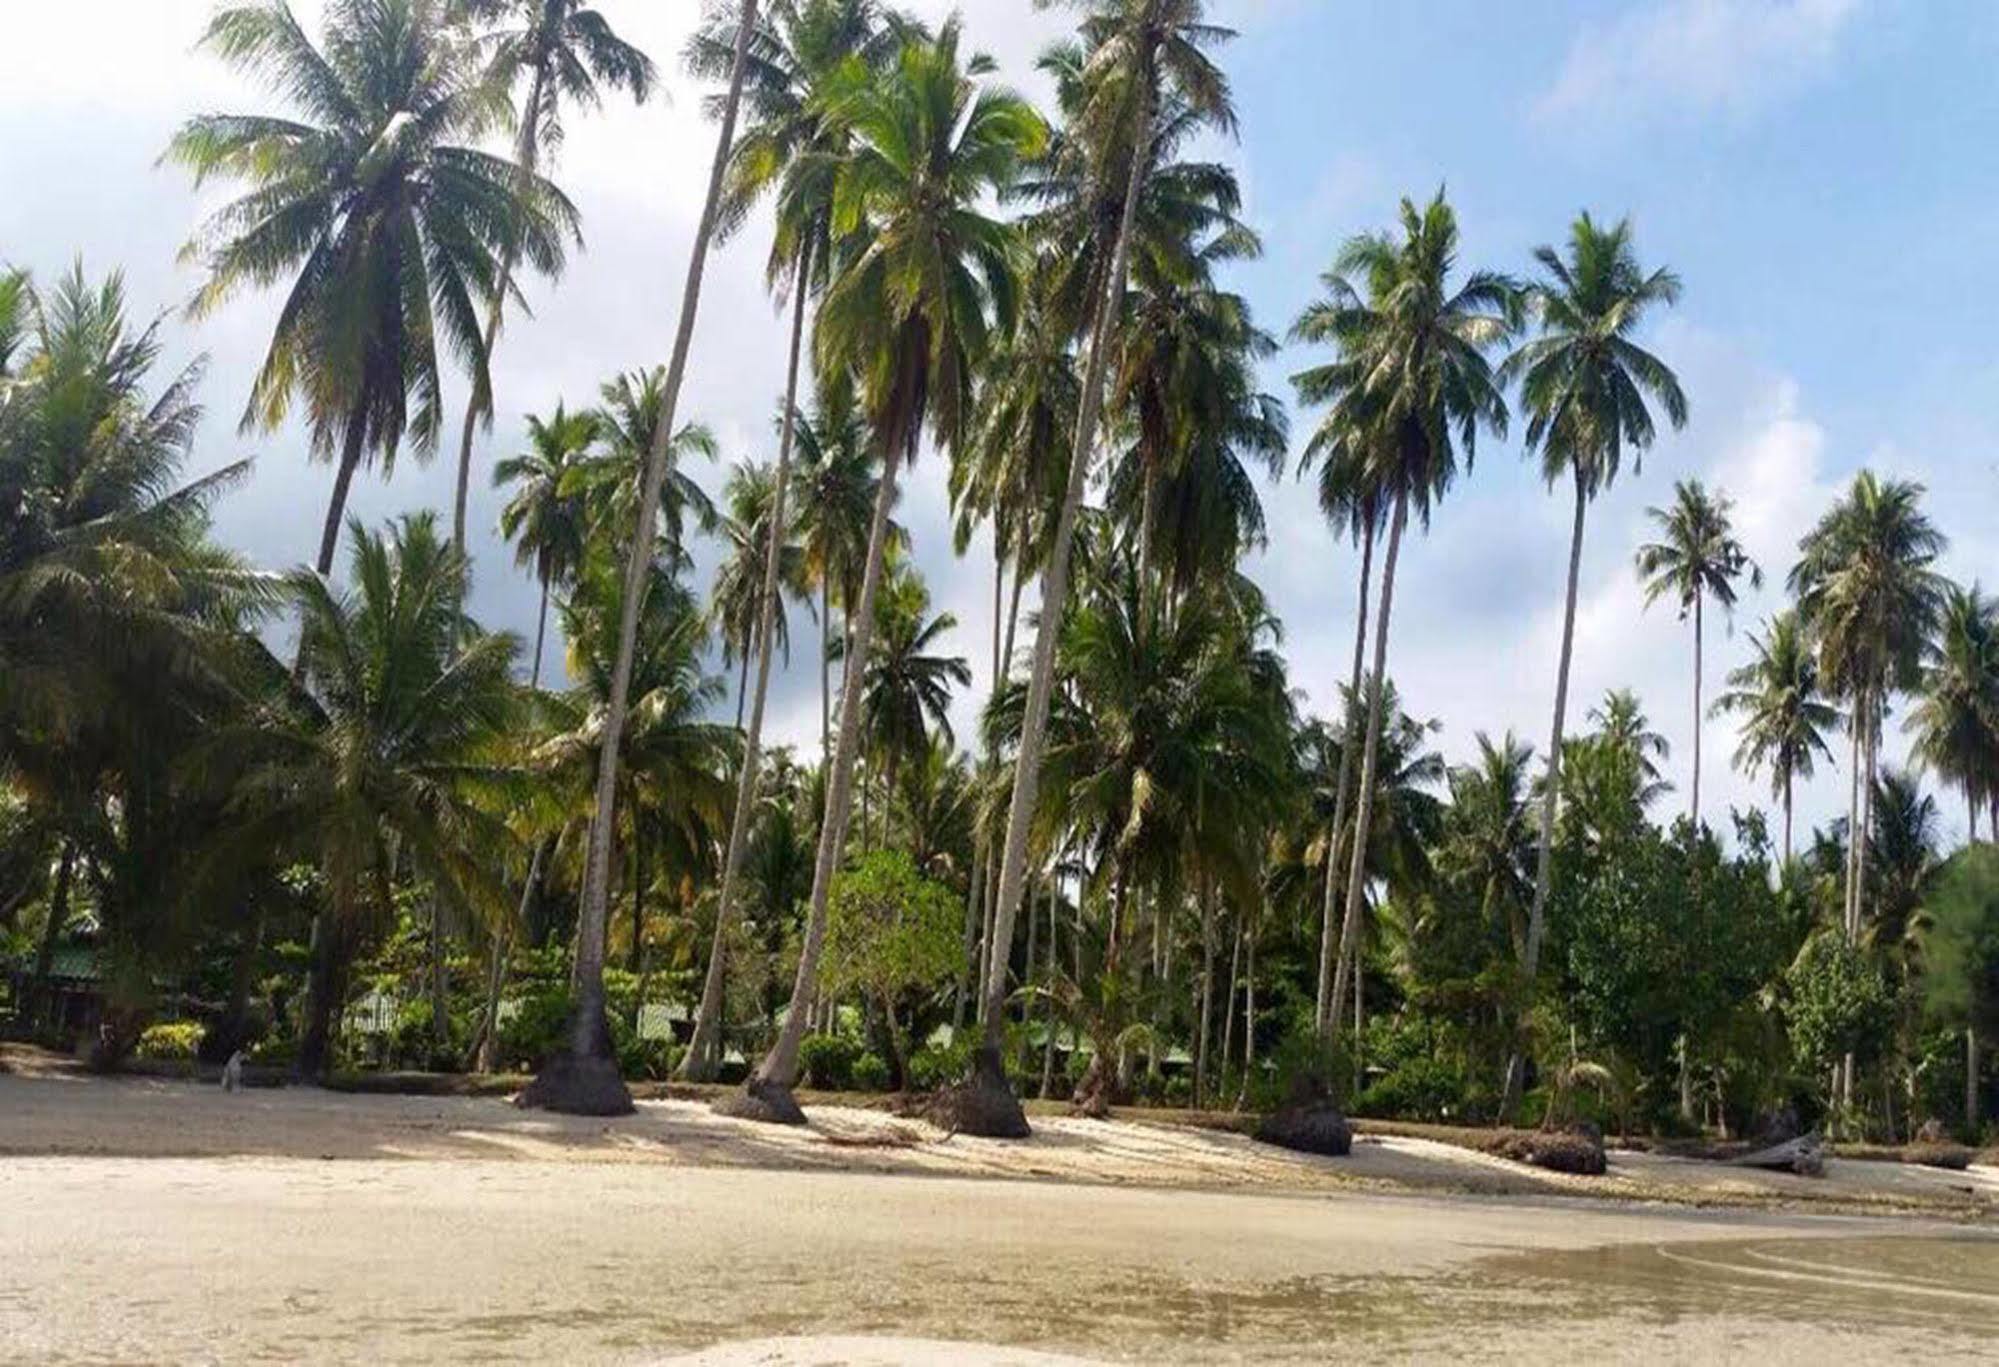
[3,0,1995,844]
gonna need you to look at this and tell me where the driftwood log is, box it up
[1729,1131,1825,1177]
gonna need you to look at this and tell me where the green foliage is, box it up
[1922,845,1999,1036]
[800,1033,858,1091]
[823,852,961,1006]
[906,1037,971,1093]
[1354,1015,1470,1122]
[134,1021,205,1062]
[497,986,575,1073]
[1785,933,1894,1074]
[851,1052,890,1092]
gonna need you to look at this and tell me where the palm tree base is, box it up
[515,1050,634,1116]
[929,1047,1030,1139]
[1254,1099,1353,1157]
[714,1075,809,1126]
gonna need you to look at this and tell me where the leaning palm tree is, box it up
[1310,192,1514,1075]
[726,21,1043,1122]
[519,0,760,1116]
[1499,211,1684,1117]
[211,513,519,1078]
[1714,609,1837,862]
[168,0,578,576]
[978,0,1240,1135]
[676,0,898,1082]
[1907,581,1999,843]
[447,0,656,554]
[495,402,597,688]
[1634,477,1761,827]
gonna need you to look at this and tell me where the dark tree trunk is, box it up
[30,840,75,1028]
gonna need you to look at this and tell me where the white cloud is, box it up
[1536,0,1861,125]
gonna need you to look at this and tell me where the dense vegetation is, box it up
[2,0,1994,1146]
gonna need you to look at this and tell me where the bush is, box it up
[800,1033,858,1091]
[619,1035,680,1081]
[135,1021,204,1062]
[851,1051,890,1092]
[906,1038,970,1093]
[496,986,573,1072]
[1355,1055,1465,1123]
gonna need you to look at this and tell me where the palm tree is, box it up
[447,0,656,554]
[214,513,519,1078]
[495,402,596,688]
[1635,478,1761,827]
[1714,610,1838,862]
[789,384,886,763]
[584,368,720,566]
[520,0,759,1116]
[677,0,898,1083]
[1908,582,1999,843]
[711,460,809,728]
[981,0,1241,1127]
[1308,192,1514,1074]
[1500,211,1683,1117]
[733,23,1043,1117]
[849,567,971,797]
[1792,472,1946,943]
[1443,732,1537,963]
[168,0,578,577]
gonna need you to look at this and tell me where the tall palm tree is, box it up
[1443,732,1537,963]
[168,0,578,576]
[520,0,759,1116]
[447,0,656,554]
[1635,477,1761,826]
[584,367,720,566]
[1791,472,1946,943]
[981,0,1240,1127]
[677,0,898,1083]
[848,567,971,796]
[1714,609,1837,862]
[1309,192,1514,1072]
[213,513,519,1078]
[735,22,1043,1116]
[789,384,886,763]
[1908,582,1999,843]
[1500,211,1683,1117]
[494,401,596,688]
[710,459,809,727]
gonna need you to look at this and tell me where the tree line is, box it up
[2,0,1995,1144]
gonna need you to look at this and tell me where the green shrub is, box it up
[619,1035,679,1081]
[496,986,573,1072]
[1355,1054,1465,1122]
[800,1033,858,1090]
[851,1051,890,1092]
[905,1038,970,1092]
[135,1021,204,1062]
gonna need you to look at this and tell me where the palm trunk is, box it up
[1691,590,1703,827]
[1969,1025,1980,1135]
[429,893,450,1054]
[1505,469,1589,1119]
[735,651,750,730]
[980,61,1157,1077]
[315,414,370,579]
[524,0,759,1114]
[1783,771,1794,867]
[1844,715,1863,936]
[451,63,548,555]
[530,573,550,690]
[992,552,1003,693]
[1039,880,1059,1099]
[1220,909,1241,1086]
[1235,926,1257,1110]
[627,828,645,975]
[1196,879,1215,1108]
[956,838,984,1030]
[820,578,832,767]
[1328,485,1410,1082]
[1002,551,1025,686]
[1317,514,1375,1038]
[680,252,808,1087]
[472,837,543,1073]
[753,434,906,1093]
[297,916,341,1082]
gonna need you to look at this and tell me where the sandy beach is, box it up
[3,1069,1998,1363]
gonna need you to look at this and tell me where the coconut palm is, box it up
[211,512,520,1078]
[677,0,898,1082]
[521,0,758,1116]
[494,402,596,688]
[1500,211,1683,1116]
[1714,610,1838,862]
[168,0,579,576]
[1442,732,1537,962]
[1303,192,1514,1070]
[982,0,1242,1122]
[737,21,1043,1113]
[583,368,720,567]
[846,567,971,797]
[1791,472,1946,941]
[1635,478,1761,826]
[1907,582,1999,842]
[447,0,656,553]
[711,460,809,728]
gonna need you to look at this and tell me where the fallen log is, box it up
[1729,1131,1824,1177]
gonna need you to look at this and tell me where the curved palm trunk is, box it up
[1691,590,1703,827]
[679,250,811,1082]
[820,579,832,767]
[979,68,1158,1094]
[1316,516,1374,1038]
[751,438,906,1095]
[530,573,551,690]
[451,63,549,556]
[520,0,758,1116]
[1327,487,1410,1082]
[1505,469,1590,1119]
[315,416,370,579]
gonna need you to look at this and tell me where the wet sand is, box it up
[3,1071,1998,1362]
